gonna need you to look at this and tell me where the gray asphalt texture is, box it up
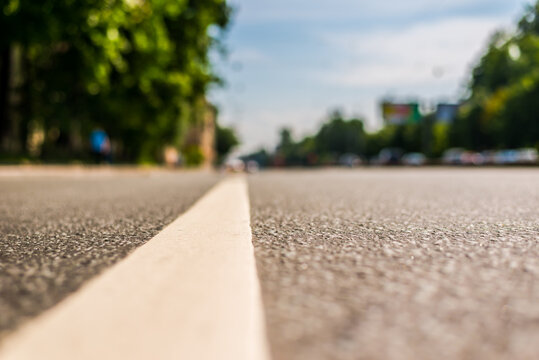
[249,169,539,360]
[0,169,220,340]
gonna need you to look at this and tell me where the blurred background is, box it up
[1,0,538,167]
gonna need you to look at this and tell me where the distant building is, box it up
[435,103,460,123]
[182,101,216,168]
[199,103,216,167]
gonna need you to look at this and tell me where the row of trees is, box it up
[245,111,434,167]
[0,0,233,163]
[451,2,539,151]
[246,2,539,167]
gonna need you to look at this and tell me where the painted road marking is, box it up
[0,175,270,360]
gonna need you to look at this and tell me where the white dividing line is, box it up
[0,175,270,360]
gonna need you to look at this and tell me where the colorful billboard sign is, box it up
[381,102,421,125]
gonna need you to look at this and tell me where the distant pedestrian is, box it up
[90,128,111,163]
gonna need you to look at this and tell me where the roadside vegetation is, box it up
[244,3,539,167]
[0,0,235,164]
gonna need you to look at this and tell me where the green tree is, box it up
[0,0,232,162]
[215,123,239,164]
[273,128,298,165]
[454,2,539,151]
[315,110,366,157]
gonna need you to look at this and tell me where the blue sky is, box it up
[209,0,532,153]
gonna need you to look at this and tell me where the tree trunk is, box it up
[0,46,12,149]
[19,47,30,154]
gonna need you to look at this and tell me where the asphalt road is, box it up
[1,168,538,360]
[249,169,539,360]
[0,169,221,339]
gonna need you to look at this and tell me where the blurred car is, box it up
[402,152,426,166]
[224,158,245,172]
[442,148,465,165]
[480,150,497,165]
[517,148,538,164]
[494,150,519,165]
[246,160,260,173]
[376,148,403,165]
[460,151,485,165]
[338,153,362,167]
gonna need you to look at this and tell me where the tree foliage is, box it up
[0,0,231,162]
[215,122,239,164]
[270,111,368,166]
[453,2,539,150]
[315,110,366,156]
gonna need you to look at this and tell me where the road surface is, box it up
[249,169,539,360]
[1,167,538,360]
[0,169,221,339]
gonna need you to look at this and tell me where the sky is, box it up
[209,0,532,153]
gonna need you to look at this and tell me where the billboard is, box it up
[381,102,421,125]
[436,103,459,123]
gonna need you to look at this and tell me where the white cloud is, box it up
[301,16,519,130]
[317,17,508,89]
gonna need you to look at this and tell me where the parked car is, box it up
[460,151,485,165]
[338,153,362,167]
[402,152,426,166]
[517,148,538,164]
[494,150,519,165]
[480,150,497,165]
[224,158,245,172]
[376,148,403,165]
[442,148,465,165]
[246,160,260,173]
